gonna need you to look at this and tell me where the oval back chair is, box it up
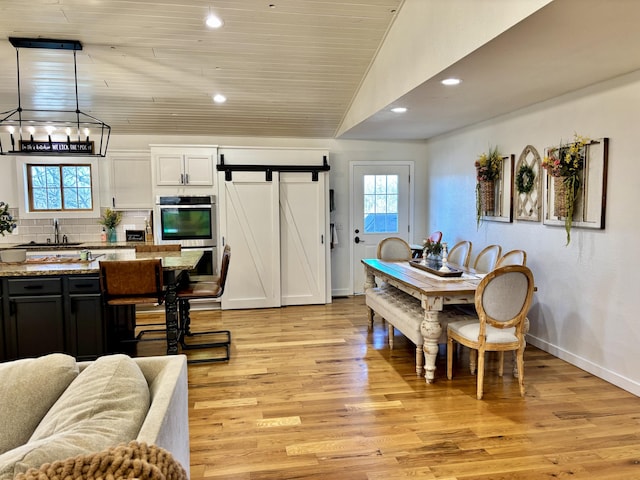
[447,265,535,399]
[496,249,527,268]
[447,240,472,267]
[376,237,412,261]
[472,244,502,273]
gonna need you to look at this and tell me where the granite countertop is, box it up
[0,241,147,251]
[0,250,203,277]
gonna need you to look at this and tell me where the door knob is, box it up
[354,236,361,244]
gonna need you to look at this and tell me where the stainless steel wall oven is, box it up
[154,195,217,279]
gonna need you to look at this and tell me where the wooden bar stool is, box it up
[177,245,231,363]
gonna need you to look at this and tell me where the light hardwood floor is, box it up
[136,296,640,479]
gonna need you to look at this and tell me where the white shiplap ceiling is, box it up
[1,0,640,141]
[0,0,402,138]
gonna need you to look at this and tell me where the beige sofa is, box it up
[0,353,190,479]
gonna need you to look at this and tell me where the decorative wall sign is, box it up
[543,137,609,239]
[481,154,514,224]
[19,140,94,154]
[515,145,542,221]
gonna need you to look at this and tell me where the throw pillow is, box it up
[0,354,150,480]
[0,353,78,455]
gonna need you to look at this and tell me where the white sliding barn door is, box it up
[280,172,327,306]
[219,171,281,310]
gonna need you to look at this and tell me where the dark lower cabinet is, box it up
[1,275,104,361]
[5,277,65,359]
[10,295,65,358]
[67,276,105,360]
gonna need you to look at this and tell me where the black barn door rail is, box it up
[217,155,330,181]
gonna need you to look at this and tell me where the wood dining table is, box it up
[361,258,484,383]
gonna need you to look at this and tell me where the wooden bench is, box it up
[365,285,470,376]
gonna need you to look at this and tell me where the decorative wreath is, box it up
[516,163,535,194]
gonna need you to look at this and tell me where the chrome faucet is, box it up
[53,218,60,244]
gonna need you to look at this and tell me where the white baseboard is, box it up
[527,335,640,397]
[331,288,352,298]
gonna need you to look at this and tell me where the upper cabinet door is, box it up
[109,151,152,209]
[156,154,186,186]
[183,154,213,186]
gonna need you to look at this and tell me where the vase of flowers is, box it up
[98,208,122,243]
[542,134,590,244]
[422,237,443,260]
[475,146,502,226]
[0,202,17,236]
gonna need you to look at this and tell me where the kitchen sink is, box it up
[15,242,84,248]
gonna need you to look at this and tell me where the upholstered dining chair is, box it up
[99,258,165,352]
[496,249,527,268]
[176,244,231,363]
[472,244,502,273]
[376,237,412,260]
[447,265,535,400]
[447,240,472,267]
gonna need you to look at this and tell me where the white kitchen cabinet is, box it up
[152,147,215,187]
[108,150,152,209]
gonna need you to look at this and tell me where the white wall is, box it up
[424,69,640,396]
[0,134,429,294]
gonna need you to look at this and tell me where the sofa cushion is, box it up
[0,354,150,480]
[0,353,78,455]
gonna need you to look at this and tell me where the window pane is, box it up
[62,166,78,187]
[45,167,60,187]
[47,188,62,209]
[63,188,78,208]
[77,187,92,208]
[77,166,91,187]
[363,174,399,234]
[364,175,375,195]
[387,176,398,194]
[31,166,46,188]
[364,194,375,214]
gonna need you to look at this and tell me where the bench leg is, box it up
[367,306,375,331]
[387,323,394,349]
[415,344,423,376]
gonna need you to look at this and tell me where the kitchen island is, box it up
[0,249,202,362]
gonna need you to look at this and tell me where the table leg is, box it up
[164,282,179,355]
[363,266,377,290]
[420,296,443,384]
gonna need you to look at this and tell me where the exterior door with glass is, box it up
[350,162,413,294]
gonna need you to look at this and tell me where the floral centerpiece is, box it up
[475,145,502,226]
[542,134,590,244]
[422,237,443,259]
[0,202,17,236]
[98,208,122,242]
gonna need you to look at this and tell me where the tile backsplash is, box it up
[0,208,152,244]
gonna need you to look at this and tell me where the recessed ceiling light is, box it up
[213,94,227,104]
[391,107,407,113]
[206,13,224,28]
[441,78,461,86]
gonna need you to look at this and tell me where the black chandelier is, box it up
[0,37,110,157]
